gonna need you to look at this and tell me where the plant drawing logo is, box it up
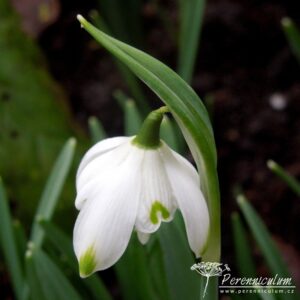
[191,262,231,297]
[191,262,296,297]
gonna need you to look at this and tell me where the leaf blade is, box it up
[40,220,112,300]
[282,17,300,64]
[88,116,107,144]
[231,212,257,278]
[0,178,24,300]
[177,0,206,83]
[26,247,82,300]
[237,195,290,278]
[267,160,300,196]
[30,138,76,247]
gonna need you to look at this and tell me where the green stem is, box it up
[132,106,169,149]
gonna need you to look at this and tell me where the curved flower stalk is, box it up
[74,108,209,277]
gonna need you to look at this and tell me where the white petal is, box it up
[137,231,150,245]
[73,148,143,276]
[77,136,130,179]
[134,149,176,234]
[161,143,209,257]
[76,138,132,209]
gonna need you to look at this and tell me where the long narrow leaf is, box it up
[160,115,180,151]
[30,138,76,247]
[231,212,257,278]
[88,116,107,144]
[0,178,24,300]
[91,10,149,113]
[231,212,259,300]
[25,249,46,300]
[147,238,171,300]
[281,17,300,63]
[257,290,277,300]
[177,0,206,83]
[267,160,300,196]
[115,236,156,300]
[159,217,201,300]
[237,195,291,278]
[12,220,27,271]
[40,220,112,300]
[124,100,143,135]
[26,246,82,300]
[114,90,143,135]
[77,16,220,262]
[237,195,299,299]
[96,0,143,46]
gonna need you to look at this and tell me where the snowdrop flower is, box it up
[73,107,209,277]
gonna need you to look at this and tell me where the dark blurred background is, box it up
[1,0,300,296]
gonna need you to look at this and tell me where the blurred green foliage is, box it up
[0,1,85,222]
[282,17,300,64]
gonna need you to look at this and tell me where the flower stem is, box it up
[132,106,169,149]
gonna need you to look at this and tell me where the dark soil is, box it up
[16,0,300,292]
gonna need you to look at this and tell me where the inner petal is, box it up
[135,150,176,233]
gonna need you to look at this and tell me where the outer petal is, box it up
[77,136,130,180]
[161,143,209,257]
[73,148,142,276]
[134,149,176,234]
[76,137,132,209]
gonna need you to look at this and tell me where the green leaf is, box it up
[40,220,112,300]
[231,212,257,278]
[267,160,300,196]
[25,249,46,300]
[30,138,76,247]
[12,220,27,271]
[200,276,218,299]
[158,215,201,300]
[88,116,107,144]
[115,236,156,300]
[238,194,300,300]
[204,93,215,122]
[123,100,143,135]
[281,17,300,64]
[231,212,260,300]
[0,1,81,220]
[160,115,181,152]
[96,0,143,47]
[0,178,24,300]
[237,195,291,278]
[257,290,277,300]
[114,90,143,135]
[77,16,220,262]
[177,0,206,83]
[91,10,149,113]
[147,238,171,300]
[25,246,82,300]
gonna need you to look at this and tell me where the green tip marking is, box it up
[150,201,170,224]
[79,246,97,278]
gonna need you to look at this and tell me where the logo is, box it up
[191,262,230,297]
[191,262,296,298]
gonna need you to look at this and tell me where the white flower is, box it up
[73,136,209,277]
